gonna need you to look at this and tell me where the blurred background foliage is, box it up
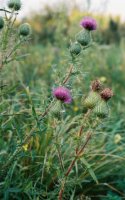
[1,4,125,200]
[22,7,125,115]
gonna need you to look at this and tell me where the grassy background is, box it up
[0,8,125,200]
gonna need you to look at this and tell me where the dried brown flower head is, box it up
[101,88,113,101]
[91,80,102,91]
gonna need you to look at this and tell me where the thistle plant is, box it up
[0,0,31,181]
[0,0,31,70]
[0,13,115,200]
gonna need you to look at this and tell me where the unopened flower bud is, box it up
[0,16,4,30]
[91,80,102,91]
[19,23,31,37]
[8,0,22,11]
[93,101,109,118]
[70,42,81,55]
[83,91,101,109]
[76,30,91,46]
[101,88,113,101]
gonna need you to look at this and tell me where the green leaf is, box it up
[81,157,99,184]
[70,188,76,200]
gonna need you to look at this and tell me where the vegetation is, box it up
[0,1,125,200]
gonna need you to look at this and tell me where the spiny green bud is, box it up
[49,101,62,118]
[70,42,81,55]
[19,23,31,37]
[83,91,101,109]
[0,16,4,30]
[8,0,22,11]
[93,100,109,118]
[76,30,91,46]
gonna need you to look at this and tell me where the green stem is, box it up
[56,142,65,172]
[2,40,22,65]
[0,9,14,14]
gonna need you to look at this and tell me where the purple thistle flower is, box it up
[80,17,97,31]
[53,86,72,104]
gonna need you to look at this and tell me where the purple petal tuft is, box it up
[53,86,72,104]
[80,17,97,31]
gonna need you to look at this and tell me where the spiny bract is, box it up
[76,30,91,46]
[93,100,109,118]
[70,42,81,55]
[83,91,101,109]
[49,101,62,118]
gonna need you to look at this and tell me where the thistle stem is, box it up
[62,64,73,85]
[58,131,92,200]
[56,143,65,172]
[0,9,15,14]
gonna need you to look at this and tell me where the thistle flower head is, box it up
[91,80,102,91]
[101,88,113,101]
[80,17,97,31]
[53,86,72,104]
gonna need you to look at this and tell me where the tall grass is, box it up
[0,2,125,200]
